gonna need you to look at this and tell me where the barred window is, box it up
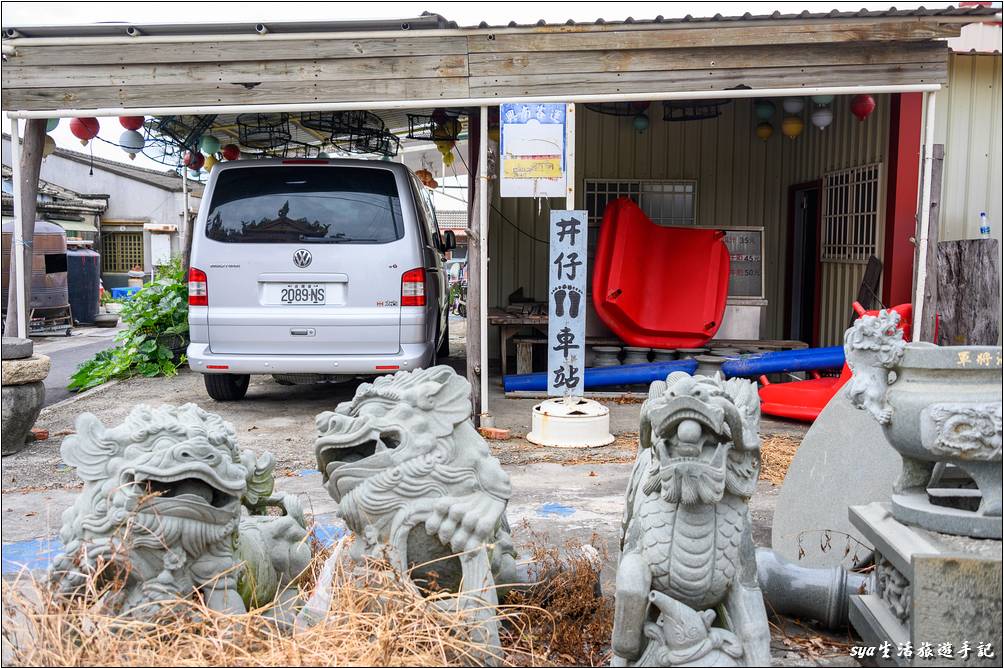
[822,163,882,263]
[584,179,696,227]
[102,231,144,273]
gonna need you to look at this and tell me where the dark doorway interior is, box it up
[787,183,821,344]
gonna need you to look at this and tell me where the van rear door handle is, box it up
[290,328,315,336]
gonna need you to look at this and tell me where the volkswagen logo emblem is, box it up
[292,249,312,268]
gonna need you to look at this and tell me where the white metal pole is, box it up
[479,105,489,416]
[8,84,941,121]
[9,117,27,338]
[912,90,937,343]
[565,103,576,211]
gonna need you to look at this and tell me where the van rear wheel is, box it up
[204,373,250,401]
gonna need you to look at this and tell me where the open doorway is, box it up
[786,181,821,345]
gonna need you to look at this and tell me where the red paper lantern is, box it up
[430,108,449,124]
[69,117,100,145]
[221,144,240,161]
[183,151,206,170]
[850,94,876,122]
[118,116,145,130]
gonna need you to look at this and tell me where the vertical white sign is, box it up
[548,210,588,397]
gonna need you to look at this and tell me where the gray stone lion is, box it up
[313,365,517,651]
[50,403,311,619]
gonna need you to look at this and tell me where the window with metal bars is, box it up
[101,231,144,273]
[821,163,883,263]
[584,179,696,227]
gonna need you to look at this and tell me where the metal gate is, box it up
[818,162,885,345]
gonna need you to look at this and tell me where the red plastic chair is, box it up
[592,198,731,348]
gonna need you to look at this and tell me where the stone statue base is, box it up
[848,502,1002,667]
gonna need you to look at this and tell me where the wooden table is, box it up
[488,308,548,376]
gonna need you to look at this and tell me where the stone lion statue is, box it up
[314,365,517,649]
[844,308,907,425]
[51,403,311,619]
[612,372,770,667]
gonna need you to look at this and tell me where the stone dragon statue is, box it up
[314,365,517,649]
[612,372,770,667]
[50,403,311,619]
[843,308,907,426]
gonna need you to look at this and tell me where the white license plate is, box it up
[277,283,325,305]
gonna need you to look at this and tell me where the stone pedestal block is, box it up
[2,354,51,385]
[848,502,1002,667]
[1,381,45,456]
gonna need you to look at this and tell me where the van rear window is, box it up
[205,166,404,244]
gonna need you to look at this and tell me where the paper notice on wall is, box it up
[500,103,568,198]
[150,233,172,266]
[547,210,588,397]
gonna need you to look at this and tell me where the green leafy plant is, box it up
[69,259,190,391]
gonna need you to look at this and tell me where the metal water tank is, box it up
[1,220,70,311]
[67,240,101,324]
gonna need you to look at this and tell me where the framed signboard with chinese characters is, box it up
[722,227,765,299]
[548,210,588,397]
[500,103,568,198]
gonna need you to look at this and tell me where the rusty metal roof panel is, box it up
[467,6,1001,29]
[1,12,454,39]
[2,6,999,40]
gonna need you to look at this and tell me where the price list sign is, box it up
[548,210,588,397]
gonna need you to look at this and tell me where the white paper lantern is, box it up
[782,97,805,115]
[118,129,145,160]
[811,107,834,130]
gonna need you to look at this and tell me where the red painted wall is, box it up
[882,92,923,306]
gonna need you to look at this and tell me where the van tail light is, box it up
[188,267,208,306]
[401,268,426,307]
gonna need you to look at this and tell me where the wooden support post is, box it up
[466,111,484,421]
[466,107,497,421]
[4,118,47,337]
[916,144,944,343]
[180,166,194,272]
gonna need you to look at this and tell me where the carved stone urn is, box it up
[844,309,1003,539]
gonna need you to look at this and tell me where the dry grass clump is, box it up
[1,545,555,667]
[759,433,802,484]
[2,532,622,667]
[503,528,614,667]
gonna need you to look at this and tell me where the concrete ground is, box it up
[30,323,122,406]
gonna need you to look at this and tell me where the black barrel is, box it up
[66,242,101,324]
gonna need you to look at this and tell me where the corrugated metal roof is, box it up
[1,13,453,39]
[469,5,1001,29]
[2,6,999,40]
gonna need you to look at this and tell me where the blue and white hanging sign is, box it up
[500,103,568,198]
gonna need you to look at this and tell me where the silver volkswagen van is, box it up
[187,159,453,401]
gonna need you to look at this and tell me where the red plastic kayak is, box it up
[591,198,730,348]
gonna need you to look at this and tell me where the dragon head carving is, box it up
[52,404,299,615]
[640,372,761,506]
[844,309,906,425]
